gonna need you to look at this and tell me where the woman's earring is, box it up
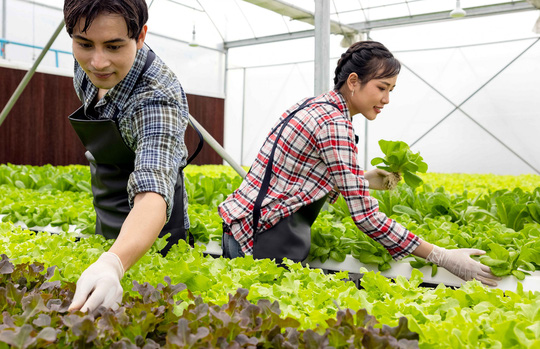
[351,89,354,97]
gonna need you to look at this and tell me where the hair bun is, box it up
[333,40,400,89]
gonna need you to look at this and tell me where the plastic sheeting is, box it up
[1,1,540,174]
[225,11,540,175]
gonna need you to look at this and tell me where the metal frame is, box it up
[2,0,6,40]
[314,0,330,95]
[2,0,539,175]
[224,1,537,48]
[351,1,535,32]
[0,20,65,127]
[0,38,71,64]
[242,0,357,35]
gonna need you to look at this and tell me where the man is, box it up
[64,0,192,312]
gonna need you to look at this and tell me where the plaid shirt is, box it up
[73,45,189,227]
[218,90,419,259]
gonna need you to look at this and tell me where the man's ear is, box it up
[136,24,148,50]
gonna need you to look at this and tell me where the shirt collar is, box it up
[323,89,351,121]
[82,80,98,114]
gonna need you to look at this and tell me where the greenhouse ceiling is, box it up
[11,0,539,50]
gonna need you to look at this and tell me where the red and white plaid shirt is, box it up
[218,90,419,260]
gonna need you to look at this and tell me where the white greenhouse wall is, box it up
[1,0,540,175]
[225,11,540,175]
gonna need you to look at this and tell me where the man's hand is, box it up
[364,168,401,190]
[426,245,501,287]
[68,252,124,312]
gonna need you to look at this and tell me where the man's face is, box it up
[72,13,146,91]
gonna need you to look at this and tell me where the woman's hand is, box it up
[426,245,501,287]
[364,168,401,190]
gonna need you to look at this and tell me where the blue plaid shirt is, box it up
[73,45,189,228]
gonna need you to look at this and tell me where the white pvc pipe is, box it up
[189,114,247,178]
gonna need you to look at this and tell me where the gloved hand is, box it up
[68,252,125,312]
[426,245,500,287]
[365,169,401,190]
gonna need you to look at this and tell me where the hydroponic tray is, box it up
[1,214,86,237]
[199,241,540,293]
[6,216,538,293]
[305,254,540,293]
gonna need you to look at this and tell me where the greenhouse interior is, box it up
[1,0,540,347]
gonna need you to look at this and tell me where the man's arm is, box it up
[109,192,166,270]
[68,192,166,312]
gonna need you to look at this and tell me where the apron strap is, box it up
[185,118,204,166]
[251,99,339,235]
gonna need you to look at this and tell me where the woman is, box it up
[218,41,499,287]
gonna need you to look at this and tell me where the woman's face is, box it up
[349,75,398,120]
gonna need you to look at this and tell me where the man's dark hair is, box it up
[334,41,401,90]
[64,0,148,39]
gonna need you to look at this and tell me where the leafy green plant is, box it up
[187,203,223,243]
[479,243,535,280]
[3,222,540,348]
[0,163,91,193]
[310,212,350,263]
[0,255,419,349]
[370,140,428,189]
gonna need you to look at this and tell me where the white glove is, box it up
[426,246,500,287]
[365,169,401,190]
[68,252,125,312]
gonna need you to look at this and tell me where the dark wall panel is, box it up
[186,94,224,165]
[0,67,84,166]
[0,66,224,166]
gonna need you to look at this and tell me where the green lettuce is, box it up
[371,140,428,189]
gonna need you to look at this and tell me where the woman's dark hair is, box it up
[333,41,401,90]
[64,0,148,40]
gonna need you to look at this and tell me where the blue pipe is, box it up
[0,38,71,67]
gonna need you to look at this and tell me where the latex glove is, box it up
[426,246,500,287]
[365,169,401,190]
[68,252,125,312]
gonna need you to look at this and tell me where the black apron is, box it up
[251,98,338,263]
[68,50,201,255]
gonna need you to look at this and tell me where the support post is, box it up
[364,119,369,171]
[2,0,6,40]
[314,0,330,95]
[240,68,247,166]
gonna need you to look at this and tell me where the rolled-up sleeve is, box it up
[316,117,419,260]
[127,98,188,221]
